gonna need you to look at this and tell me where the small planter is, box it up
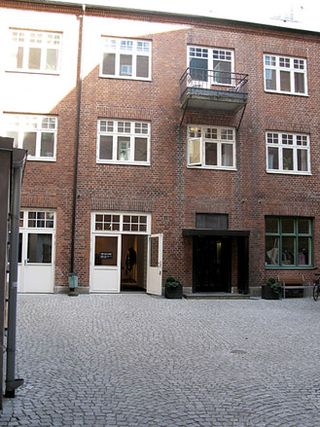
[261,285,280,300]
[261,278,282,300]
[165,277,183,299]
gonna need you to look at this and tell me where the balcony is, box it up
[180,68,248,113]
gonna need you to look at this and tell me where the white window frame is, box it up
[187,125,236,170]
[100,37,152,81]
[8,28,62,74]
[187,46,234,87]
[20,210,56,230]
[266,131,311,175]
[92,212,151,235]
[264,54,308,96]
[97,119,150,166]
[3,114,57,162]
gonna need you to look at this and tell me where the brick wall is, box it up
[2,0,320,290]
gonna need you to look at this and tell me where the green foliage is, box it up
[165,276,182,289]
[266,277,282,295]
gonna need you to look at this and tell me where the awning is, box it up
[182,229,250,238]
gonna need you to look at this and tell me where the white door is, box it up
[147,234,163,296]
[91,234,121,293]
[18,230,54,293]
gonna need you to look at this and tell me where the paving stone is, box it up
[1,295,320,426]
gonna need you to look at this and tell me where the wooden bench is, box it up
[278,274,312,298]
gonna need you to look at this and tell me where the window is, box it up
[94,213,149,234]
[196,214,228,229]
[266,132,310,174]
[264,54,307,95]
[20,210,55,229]
[265,217,313,267]
[9,29,61,73]
[187,126,236,169]
[4,114,57,161]
[97,119,150,165]
[188,46,234,85]
[101,38,151,80]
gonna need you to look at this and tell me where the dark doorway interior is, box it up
[193,236,231,292]
[120,235,147,292]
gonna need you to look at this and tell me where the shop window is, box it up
[265,216,313,268]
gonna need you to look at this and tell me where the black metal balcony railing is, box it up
[179,68,248,113]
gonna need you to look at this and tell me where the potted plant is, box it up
[165,276,183,299]
[261,277,282,300]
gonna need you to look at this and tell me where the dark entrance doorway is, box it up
[193,236,231,292]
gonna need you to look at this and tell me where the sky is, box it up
[54,0,320,31]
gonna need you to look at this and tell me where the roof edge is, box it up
[9,0,320,37]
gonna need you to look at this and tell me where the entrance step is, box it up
[183,291,251,299]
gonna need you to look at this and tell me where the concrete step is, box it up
[183,291,251,300]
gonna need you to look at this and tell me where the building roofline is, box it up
[9,0,320,37]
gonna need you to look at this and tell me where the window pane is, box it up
[265,69,276,90]
[46,48,58,71]
[282,218,294,233]
[134,137,148,161]
[294,72,305,94]
[189,138,201,164]
[27,234,52,263]
[40,133,54,157]
[102,53,115,75]
[136,56,149,78]
[212,60,231,84]
[266,217,278,233]
[150,236,159,267]
[282,237,294,265]
[265,236,279,265]
[205,142,217,165]
[280,70,291,92]
[283,148,293,170]
[298,237,310,265]
[297,149,308,171]
[117,136,130,160]
[99,136,113,160]
[190,57,208,81]
[221,144,233,166]
[268,147,279,169]
[94,236,117,266]
[17,46,23,68]
[23,132,36,156]
[120,54,132,76]
[298,219,310,234]
[28,48,41,69]
[18,233,22,263]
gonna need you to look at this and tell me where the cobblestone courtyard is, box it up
[1,294,320,426]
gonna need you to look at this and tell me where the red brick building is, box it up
[1,0,319,296]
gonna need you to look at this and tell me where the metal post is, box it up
[0,140,13,408]
[5,147,26,398]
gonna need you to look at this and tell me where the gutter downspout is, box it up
[69,4,85,291]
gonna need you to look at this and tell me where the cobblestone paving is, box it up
[1,294,320,426]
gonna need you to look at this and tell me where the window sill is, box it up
[97,160,150,166]
[266,169,311,176]
[264,89,309,97]
[99,74,152,82]
[27,158,56,162]
[187,165,237,171]
[265,265,315,270]
[6,69,60,76]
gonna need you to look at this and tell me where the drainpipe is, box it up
[5,145,26,398]
[69,4,85,295]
